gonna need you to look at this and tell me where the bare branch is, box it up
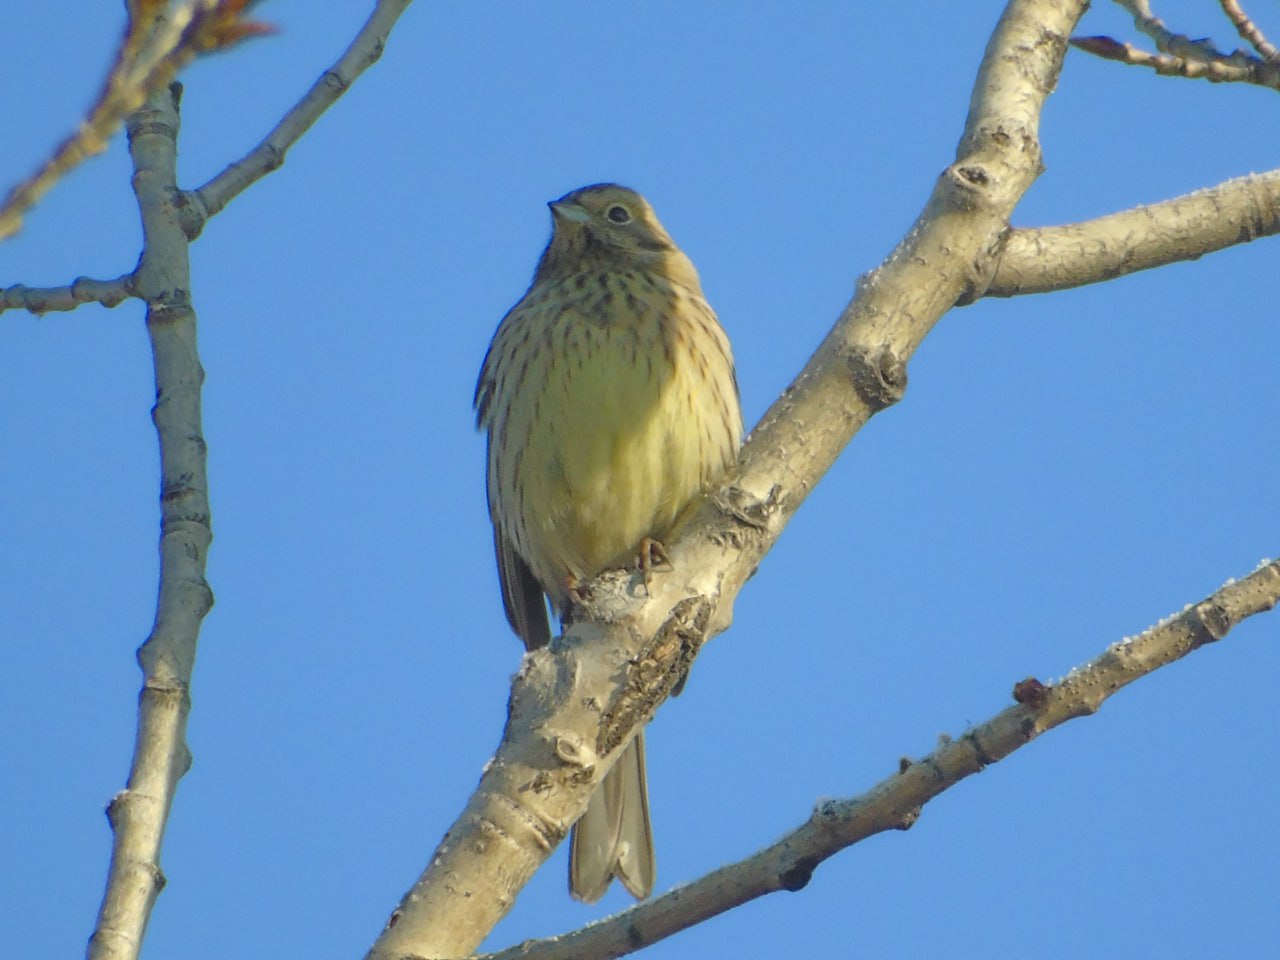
[1219,0,1279,62]
[65,10,417,956]
[191,0,415,228]
[485,558,1280,960]
[1071,34,1280,87]
[2,1,414,318]
[986,169,1280,297]
[364,3,1090,958]
[1,274,135,316]
[1074,0,1280,88]
[0,1,272,242]
[86,83,214,960]
[1120,0,1232,61]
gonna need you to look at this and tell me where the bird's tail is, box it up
[568,732,655,902]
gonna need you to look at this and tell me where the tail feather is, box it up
[568,734,655,902]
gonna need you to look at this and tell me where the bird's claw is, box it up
[637,537,671,595]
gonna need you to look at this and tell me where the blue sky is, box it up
[3,2,1277,958]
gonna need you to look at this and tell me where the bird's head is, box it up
[537,183,699,289]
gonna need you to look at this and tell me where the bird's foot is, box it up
[637,537,671,595]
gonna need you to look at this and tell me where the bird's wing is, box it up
[494,526,551,651]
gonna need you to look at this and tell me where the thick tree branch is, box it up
[189,0,414,230]
[485,558,1280,960]
[365,3,1090,958]
[86,83,214,960]
[1,274,135,315]
[986,168,1280,296]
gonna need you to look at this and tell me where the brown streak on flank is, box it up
[659,318,676,368]
[511,448,524,498]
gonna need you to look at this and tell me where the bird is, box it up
[475,183,742,902]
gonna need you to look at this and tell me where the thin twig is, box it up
[1218,0,1279,62]
[1076,0,1280,88]
[2,1,414,320]
[0,0,271,242]
[0,274,135,315]
[191,0,415,227]
[1070,34,1280,87]
[1120,0,1230,62]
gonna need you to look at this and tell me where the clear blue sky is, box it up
[3,2,1277,958]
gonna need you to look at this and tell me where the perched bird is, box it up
[475,184,742,902]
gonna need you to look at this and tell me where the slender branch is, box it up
[986,168,1280,297]
[365,3,1090,958]
[1,274,136,315]
[2,1,414,319]
[0,0,271,242]
[1219,0,1279,62]
[1070,34,1280,87]
[1074,0,1280,88]
[486,558,1280,960]
[190,0,415,229]
[1119,0,1231,62]
[86,83,214,960]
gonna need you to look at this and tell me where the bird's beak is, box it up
[549,199,591,223]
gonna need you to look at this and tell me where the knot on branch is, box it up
[954,163,992,190]
[847,346,907,411]
[173,188,208,240]
[1012,676,1050,708]
[779,857,818,892]
[963,729,996,768]
[144,293,195,327]
[942,159,1000,213]
[322,68,351,95]
[1190,600,1231,643]
[715,482,781,534]
[552,733,594,768]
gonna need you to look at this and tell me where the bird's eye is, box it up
[606,204,632,224]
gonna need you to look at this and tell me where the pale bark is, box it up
[76,4,419,953]
[987,170,1280,297]
[366,2,1096,957]
[87,83,212,960]
[1,274,134,315]
[483,559,1280,960]
[5,2,1277,958]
